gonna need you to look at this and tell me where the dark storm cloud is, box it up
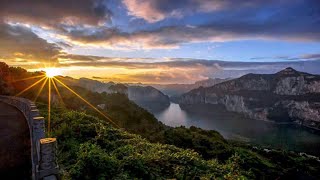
[0,23,61,63]
[0,0,112,28]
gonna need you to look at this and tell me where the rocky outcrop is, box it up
[108,84,128,94]
[283,101,320,125]
[78,78,115,93]
[179,67,320,131]
[274,76,320,95]
[274,76,306,95]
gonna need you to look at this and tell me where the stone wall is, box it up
[0,95,59,180]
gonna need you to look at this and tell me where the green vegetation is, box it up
[231,142,320,179]
[163,126,232,160]
[1,61,320,179]
[45,110,247,179]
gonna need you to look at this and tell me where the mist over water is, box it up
[152,102,320,155]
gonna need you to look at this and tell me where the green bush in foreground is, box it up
[51,110,248,179]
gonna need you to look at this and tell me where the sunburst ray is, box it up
[15,77,46,97]
[54,77,120,128]
[12,75,45,82]
[51,78,64,106]
[33,78,48,102]
[48,77,51,136]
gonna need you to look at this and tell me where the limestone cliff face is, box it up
[274,76,306,95]
[274,76,320,95]
[282,101,320,124]
[179,67,320,130]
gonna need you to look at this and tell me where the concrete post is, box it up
[31,109,40,117]
[38,138,59,179]
[33,117,45,141]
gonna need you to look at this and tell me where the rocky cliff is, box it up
[179,67,320,130]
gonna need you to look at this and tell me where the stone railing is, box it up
[0,95,59,180]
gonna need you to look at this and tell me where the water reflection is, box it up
[156,103,189,127]
[152,102,320,155]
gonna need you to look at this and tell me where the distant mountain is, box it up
[178,67,320,131]
[58,76,170,111]
[148,78,230,97]
[128,86,170,112]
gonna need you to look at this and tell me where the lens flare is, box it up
[34,78,48,101]
[54,77,120,128]
[51,78,64,106]
[14,70,121,135]
[45,68,61,78]
[15,77,46,96]
[48,78,51,136]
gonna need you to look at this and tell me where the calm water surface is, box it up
[152,103,320,155]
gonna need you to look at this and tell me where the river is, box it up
[151,102,320,155]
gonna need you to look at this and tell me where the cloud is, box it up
[3,41,320,83]
[250,53,320,61]
[37,53,320,83]
[0,0,112,29]
[89,62,222,84]
[300,54,320,60]
[56,54,222,70]
[61,17,320,49]
[55,0,320,49]
[122,0,280,23]
[0,23,62,66]
[1,0,319,50]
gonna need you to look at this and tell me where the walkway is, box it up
[0,101,31,179]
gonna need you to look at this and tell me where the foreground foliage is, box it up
[49,110,247,179]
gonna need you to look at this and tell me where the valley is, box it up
[151,102,320,156]
[53,67,320,155]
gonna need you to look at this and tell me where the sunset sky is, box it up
[0,0,320,84]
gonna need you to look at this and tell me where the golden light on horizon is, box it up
[13,70,121,135]
[44,68,61,78]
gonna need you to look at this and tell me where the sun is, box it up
[45,68,61,78]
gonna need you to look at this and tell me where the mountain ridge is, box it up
[57,76,170,111]
[146,78,231,97]
[178,67,320,130]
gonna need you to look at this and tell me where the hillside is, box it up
[1,62,320,179]
[179,67,320,130]
[128,86,170,112]
[146,78,230,97]
[57,76,170,111]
